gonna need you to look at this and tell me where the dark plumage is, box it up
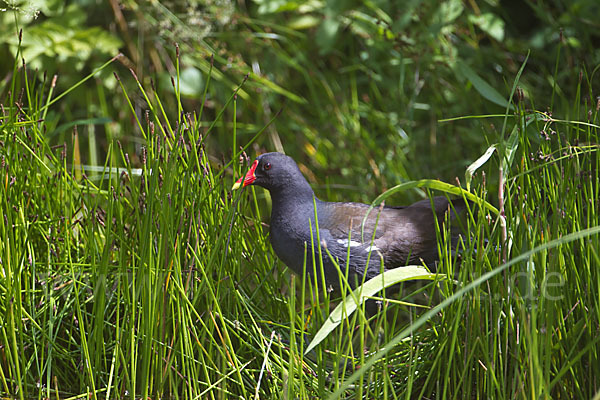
[234,152,466,289]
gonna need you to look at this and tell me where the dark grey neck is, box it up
[269,178,320,217]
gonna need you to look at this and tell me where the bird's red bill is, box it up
[233,159,258,189]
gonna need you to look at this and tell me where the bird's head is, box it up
[232,152,310,194]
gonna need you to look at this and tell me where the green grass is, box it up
[1,23,600,400]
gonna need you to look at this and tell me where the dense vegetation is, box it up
[1,0,599,398]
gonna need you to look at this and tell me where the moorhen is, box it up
[233,152,466,290]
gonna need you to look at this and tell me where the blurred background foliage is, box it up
[1,1,600,397]
[1,0,599,201]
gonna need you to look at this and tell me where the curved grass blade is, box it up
[304,266,440,354]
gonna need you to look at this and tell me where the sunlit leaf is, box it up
[455,60,512,109]
[305,266,440,354]
[468,12,505,41]
[466,145,496,191]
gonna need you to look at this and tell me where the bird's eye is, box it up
[264,162,271,171]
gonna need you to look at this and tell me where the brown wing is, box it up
[321,197,465,266]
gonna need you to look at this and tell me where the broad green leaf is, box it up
[305,266,440,354]
[466,145,497,191]
[288,15,320,30]
[468,12,505,41]
[436,0,464,24]
[456,60,512,109]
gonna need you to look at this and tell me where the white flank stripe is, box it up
[337,239,361,248]
[364,245,380,252]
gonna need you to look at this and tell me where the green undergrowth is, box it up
[1,42,599,400]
